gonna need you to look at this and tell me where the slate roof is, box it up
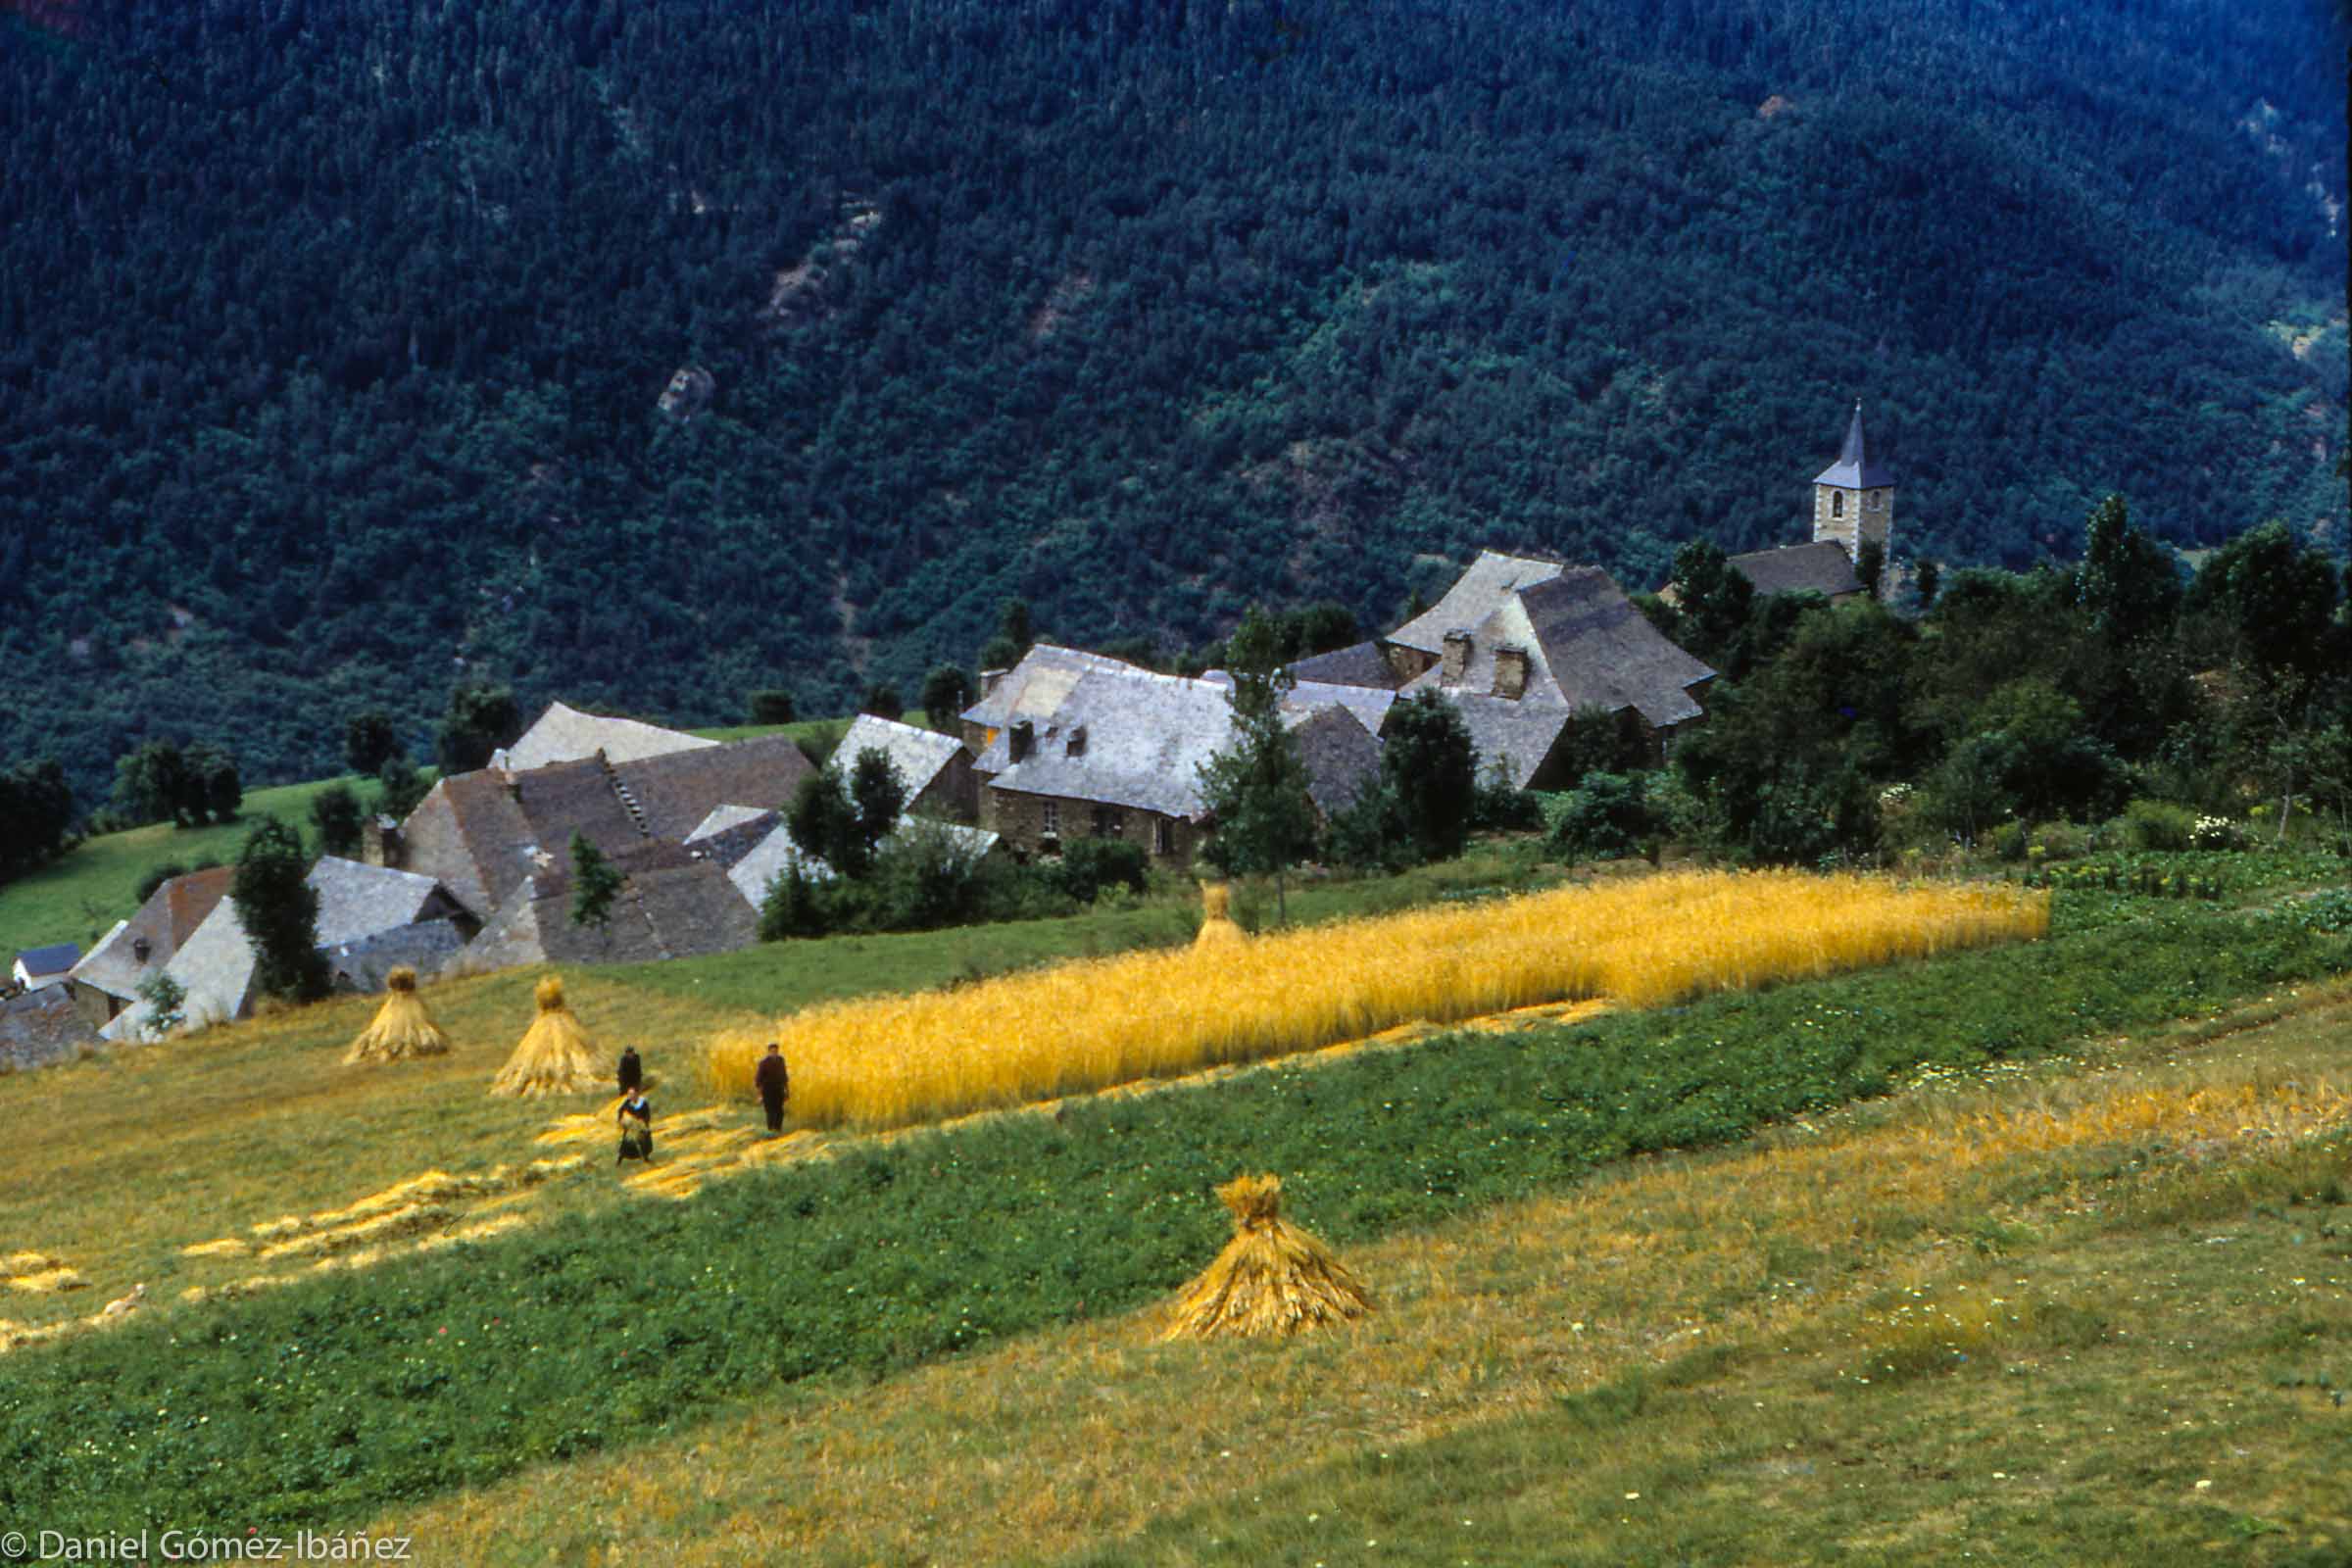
[307,857,460,949]
[981,665,1242,817]
[1199,670,1398,741]
[725,817,1001,907]
[1812,402,1893,490]
[1394,564,1717,785]
[1388,551,1565,656]
[1402,567,1714,731]
[613,732,815,839]
[683,806,781,869]
[14,943,81,983]
[726,822,834,905]
[460,843,759,970]
[837,714,964,800]
[1728,541,1863,599]
[322,921,468,993]
[1289,705,1386,818]
[685,804,771,843]
[0,986,96,1072]
[395,770,540,921]
[1287,640,1401,691]
[321,921,467,992]
[399,760,646,922]
[70,866,234,1003]
[499,700,716,771]
[960,645,1141,732]
[99,895,261,1039]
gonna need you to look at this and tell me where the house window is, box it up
[1093,806,1124,838]
[1041,799,1059,836]
[1831,492,1844,518]
[1153,818,1174,856]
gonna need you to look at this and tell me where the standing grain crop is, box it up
[707,871,2047,1130]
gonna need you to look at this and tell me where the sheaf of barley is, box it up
[489,975,604,1098]
[1163,1174,1371,1340]
[343,967,452,1063]
[708,870,2046,1131]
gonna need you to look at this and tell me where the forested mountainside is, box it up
[0,0,2342,803]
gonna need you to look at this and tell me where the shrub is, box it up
[1052,837,1149,905]
[2189,814,2244,852]
[2027,820,2089,861]
[1548,772,1654,860]
[1471,758,1544,832]
[2121,799,2194,852]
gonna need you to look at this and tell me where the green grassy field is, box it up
[0,776,386,960]
[3,879,2347,1546]
[376,981,2352,1566]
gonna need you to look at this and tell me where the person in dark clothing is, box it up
[616,1045,643,1095]
[754,1042,790,1134]
[616,1085,653,1164]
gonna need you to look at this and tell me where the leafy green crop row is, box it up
[1,896,2343,1537]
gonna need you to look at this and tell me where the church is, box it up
[1719,402,1895,603]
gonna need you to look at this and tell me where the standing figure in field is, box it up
[616,1043,643,1096]
[755,1042,791,1134]
[616,1084,654,1165]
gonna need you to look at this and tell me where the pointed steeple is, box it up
[1813,401,1893,489]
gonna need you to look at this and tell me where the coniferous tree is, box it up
[569,833,622,930]
[232,817,328,1004]
[343,711,401,776]
[1198,607,1319,921]
[310,783,364,858]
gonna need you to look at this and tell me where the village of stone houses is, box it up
[4,401,2350,1559]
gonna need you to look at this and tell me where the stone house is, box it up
[836,713,981,820]
[458,841,759,971]
[389,732,813,930]
[67,865,234,1030]
[11,942,80,992]
[1324,551,1718,789]
[90,858,471,1040]
[961,649,1384,866]
[388,711,815,975]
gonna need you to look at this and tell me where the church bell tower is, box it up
[1811,401,1894,564]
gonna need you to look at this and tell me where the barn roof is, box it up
[1728,540,1863,599]
[499,700,716,771]
[836,714,965,800]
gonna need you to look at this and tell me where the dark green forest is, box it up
[0,0,2342,807]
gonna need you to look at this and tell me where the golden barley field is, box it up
[708,870,2047,1129]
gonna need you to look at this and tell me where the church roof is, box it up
[1728,541,1864,599]
[1812,402,1893,490]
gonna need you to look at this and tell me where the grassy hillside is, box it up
[0,774,380,959]
[377,980,2352,1565]
[3,866,2346,1540]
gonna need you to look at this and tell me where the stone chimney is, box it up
[1493,643,1530,701]
[361,814,406,869]
[1441,628,1471,685]
[979,667,1006,698]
